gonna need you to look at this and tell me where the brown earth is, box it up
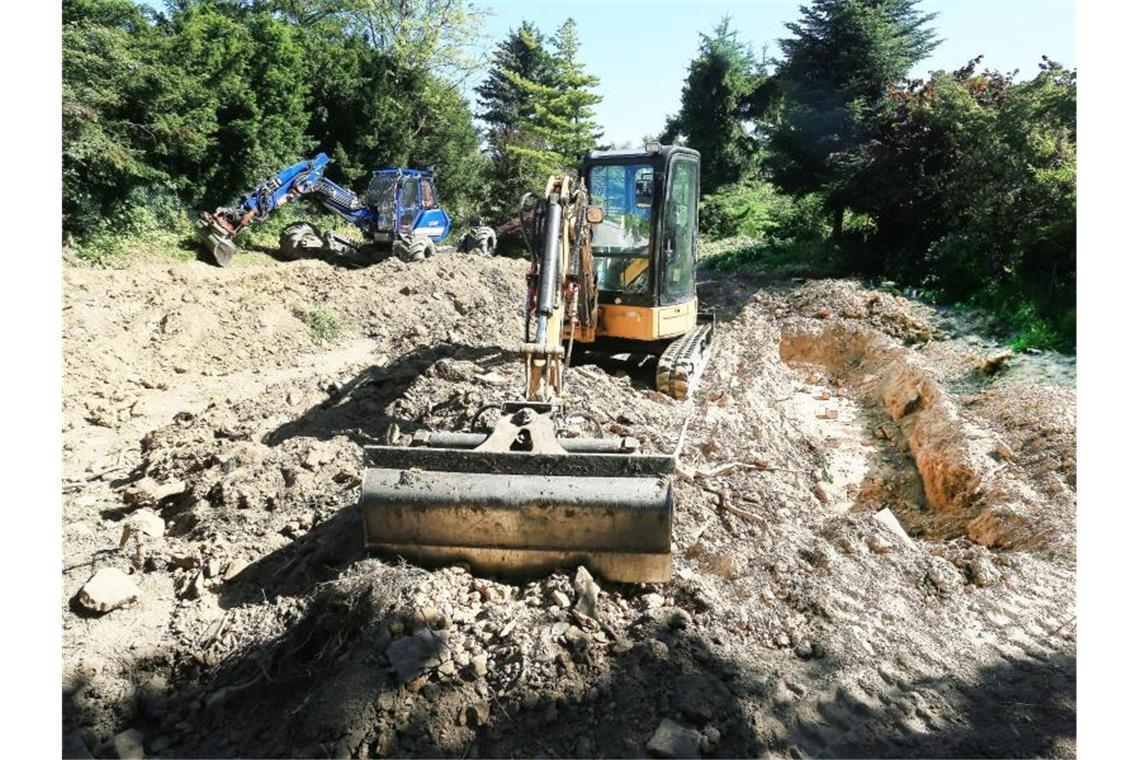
[62,252,1075,759]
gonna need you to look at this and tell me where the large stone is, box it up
[385,629,451,682]
[647,718,701,758]
[573,566,600,620]
[125,509,165,539]
[873,508,915,548]
[76,568,140,614]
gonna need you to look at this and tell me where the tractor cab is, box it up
[364,168,451,244]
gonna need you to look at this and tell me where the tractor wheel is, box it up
[392,234,429,262]
[460,225,497,256]
[279,222,321,260]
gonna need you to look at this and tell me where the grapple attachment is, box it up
[360,403,675,583]
[195,213,239,267]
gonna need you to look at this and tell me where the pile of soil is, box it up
[62,254,1076,758]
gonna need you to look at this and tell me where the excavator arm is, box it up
[195,153,374,266]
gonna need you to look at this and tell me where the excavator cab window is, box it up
[589,163,654,295]
[660,157,698,305]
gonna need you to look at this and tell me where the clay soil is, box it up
[62,250,1076,759]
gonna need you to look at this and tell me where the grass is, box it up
[304,307,343,345]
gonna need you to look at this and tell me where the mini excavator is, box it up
[358,145,712,583]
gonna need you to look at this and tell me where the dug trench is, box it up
[62,253,1075,758]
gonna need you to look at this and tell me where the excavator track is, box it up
[656,321,714,400]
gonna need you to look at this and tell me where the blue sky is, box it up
[473,0,1075,145]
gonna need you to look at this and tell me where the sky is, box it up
[471,0,1076,145]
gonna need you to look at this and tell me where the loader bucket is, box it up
[359,405,675,583]
[195,216,237,267]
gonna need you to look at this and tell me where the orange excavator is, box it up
[358,145,712,583]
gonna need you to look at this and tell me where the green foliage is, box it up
[305,307,343,345]
[476,19,603,221]
[63,0,489,249]
[663,16,768,192]
[702,237,845,276]
[700,181,828,241]
[766,0,940,237]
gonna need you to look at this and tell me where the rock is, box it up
[794,639,815,659]
[967,556,1001,587]
[650,606,692,630]
[573,566,601,620]
[552,590,571,609]
[674,674,731,723]
[926,557,963,596]
[124,509,165,539]
[699,726,721,754]
[866,534,894,554]
[100,728,144,759]
[203,557,223,579]
[471,653,489,678]
[979,349,1014,376]
[222,558,249,582]
[873,508,916,548]
[643,593,665,610]
[76,568,140,614]
[385,629,451,682]
[122,478,185,509]
[647,718,701,758]
[563,625,590,651]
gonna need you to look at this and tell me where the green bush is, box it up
[700,181,828,242]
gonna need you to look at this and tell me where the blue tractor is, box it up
[195,153,470,267]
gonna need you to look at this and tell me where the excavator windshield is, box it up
[588,163,653,294]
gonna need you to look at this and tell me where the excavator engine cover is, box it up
[360,403,675,583]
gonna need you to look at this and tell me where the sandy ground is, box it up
[62,250,1075,759]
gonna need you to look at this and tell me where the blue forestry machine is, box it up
[195,153,496,266]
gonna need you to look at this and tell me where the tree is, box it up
[766,0,940,238]
[663,16,767,193]
[547,19,603,162]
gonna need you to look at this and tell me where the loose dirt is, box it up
[62,252,1075,758]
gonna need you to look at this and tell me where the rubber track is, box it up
[655,323,714,400]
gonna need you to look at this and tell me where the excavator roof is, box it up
[583,144,699,164]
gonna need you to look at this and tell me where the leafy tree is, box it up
[663,16,767,193]
[864,57,1076,346]
[766,0,940,238]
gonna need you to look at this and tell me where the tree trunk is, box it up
[831,205,844,241]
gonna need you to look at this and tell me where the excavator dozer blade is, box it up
[360,440,675,583]
[195,217,237,268]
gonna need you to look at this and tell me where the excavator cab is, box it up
[575,144,713,399]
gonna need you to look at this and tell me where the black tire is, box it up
[279,222,321,260]
[460,225,497,256]
[392,234,428,262]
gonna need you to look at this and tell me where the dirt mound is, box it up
[62,262,1075,758]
